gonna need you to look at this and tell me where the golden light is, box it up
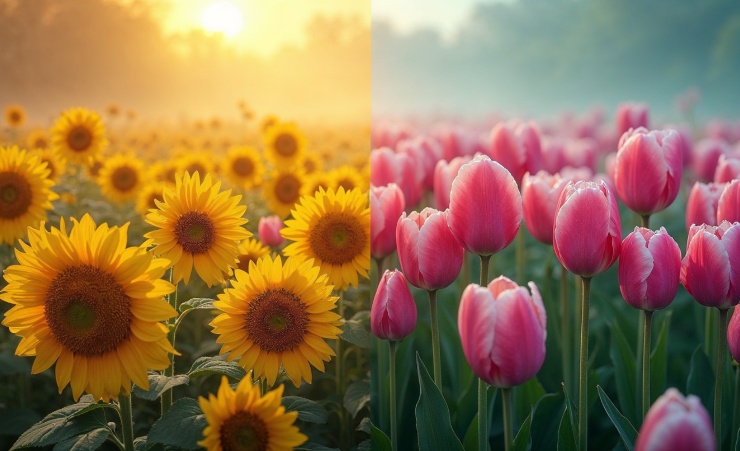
[201,1,245,37]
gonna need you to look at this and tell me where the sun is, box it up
[201,1,245,37]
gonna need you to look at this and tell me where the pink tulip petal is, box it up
[720,223,740,305]
[682,230,730,307]
[458,285,496,383]
[644,229,682,310]
[417,211,463,289]
[619,229,653,309]
[616,134,668,214]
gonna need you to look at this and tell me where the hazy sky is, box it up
[152,0,369,56]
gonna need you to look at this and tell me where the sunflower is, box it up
[148,161,179,185]
[144,172,251,287]
[135,182,165,218]
[211,255,342,386]
[5,104,26,128]
[222,146,265,190]
[0,146,58,245]
[329,165,366,192]
[31,148,66,183]
[235,238,271,272]
[177,151,214,178]
[260,115,279,133]
[0,214,177,401]
[97,153,144,203]
[301,172,332,197]
[50,108,107,165]
[26,129,50,150]
[281,187,370,290]
[263,122,306,166]
[301,153,323,175]
[198,375,307,451]
[262,167,306,219]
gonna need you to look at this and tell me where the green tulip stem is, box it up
[389,340,398,451]
[578,276,592,451]
[503,387,513,451]
[642,310,653,420]
[640,214,650,229]
[561,264,572,395]
[427,289,441,389]
[516,227,525,282]
[715,308,729,448]
[733,360,740,451]
[478,253,492,451]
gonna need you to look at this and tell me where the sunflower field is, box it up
[0,104,374,451]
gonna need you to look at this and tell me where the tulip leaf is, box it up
[511,411,532,451]
[735,428,740,451]
[597,385,638,451]
[415,353,464,451]
[649,311,671,405]
[609,321,638,424]
[557,404,577,451]
[370,425,393,451]
[531,393,564,451]
[686,345,714,415]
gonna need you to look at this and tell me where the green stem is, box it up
[336,290,348,449]
[428,289,442,388]
[516,228,525,283]
[389,341,398,451]
[642,310,653,420]
[715,308,729,449]
[375,257,389,433]
[640,214,650,229]
[480,254,491,286]
[108,432,125,451]
[578,276,592,451]
[479,378,488,451]
[118,394,135,451]
[733,361,740,451]
[561,264,571,395]
[161,274,177,416]
[502,388,512,451]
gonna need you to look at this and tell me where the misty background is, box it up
[0,0,370,125]
[372,0,740,122]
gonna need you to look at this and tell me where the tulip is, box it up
[257,215,284,247]
[552,179,621,450]
[614,128,683,225]
[619,226,681,417]
[616,102,649,137]
[370,147,423,209]
[717,179,740,224]
[686,182,725,231]
[487,121,542,185]
[433,155,472,210]
[553,180,622,278]
[458,276,546,450]
[397,136,444,192]
[521,171,569,245]
[371,270,417,342]
[692,138,731,182]
[729,306,740,362]
[714,154,740,183]
[635,388,714,451]
[396,208,464,292]
[448,154,522,256]
[370,184,406,261]
[682,221,740,445]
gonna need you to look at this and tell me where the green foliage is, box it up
[597,386,638,451]
[146,398,205,450]
[186,355,247,381]
[282,396,329,424]
[132,374,190,401]
[415,354,464,451]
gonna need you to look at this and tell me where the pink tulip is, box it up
[681,221,740,309]
[728,306,740,362]
[370,184,406,260]
[458,276,546,388]
[616,102,649,137]
[717,180,740,224]
[396,208,464,291]
[397,136,444,191]
[635,388,714,451]
[448,155,522,256]
[434,125,479,161]
[692,138,731,182]
[487,121,542,185]
[433,155,472,210]
[553,180,621,277]
[257,215,284,247]
[713,154,740,183]
[614,128,683,216]
[370,147,423,208]
[521,171,569,245]
[685,182,725,231]
[563,138,598,173]
[618,227,681,311]
[371,270,417,341]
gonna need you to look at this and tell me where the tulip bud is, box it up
[635,388,714,451]
[717,179,740,224]
[397,136,444,192]
[681,221,740,309]
[371,270,417,341]
[433,155,472,211]
[521,171,569,245]
[713,154,740,183]
[686,182,725,231]
[487,121,542,185]
[614,128,683,216]
[396,208,464,291]
[257,215,284,247]
[370,147,423,209]
[458,276,546,388]
[448,154,522,256]
[616,102,649,137]
[370,184,405,260]
[618,227,681,311]
[728,306,740,362]
[553,180,621,277]
[692,138,731,182]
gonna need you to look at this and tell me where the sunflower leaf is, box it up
[147,398,205,450]
[52,427,110,451]
[343,380,371,418]
[187,355,248,381]
[178,298,215,313]
[132,374,190,401]
[282,396,329,424]
[10,401,108,450]
[340,318,372,348]
[370,424,393,451]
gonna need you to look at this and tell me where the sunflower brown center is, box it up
[232,157,254,177]
[111,166,138,192]
[44,265,132,356]
[274,174,301,205]
[8,111,21,124]
[67,125,93,152]
[246,288,308,353]
[303,158,316,174]
[175,211,216,254]
[274,133,298,157]
[309,212,367,265]
[186,163,207,176]
[34,137,48,149]
[337,178,355,191]
[219,411,269,451]
[0,171,33,219]
[237,254,258,272]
